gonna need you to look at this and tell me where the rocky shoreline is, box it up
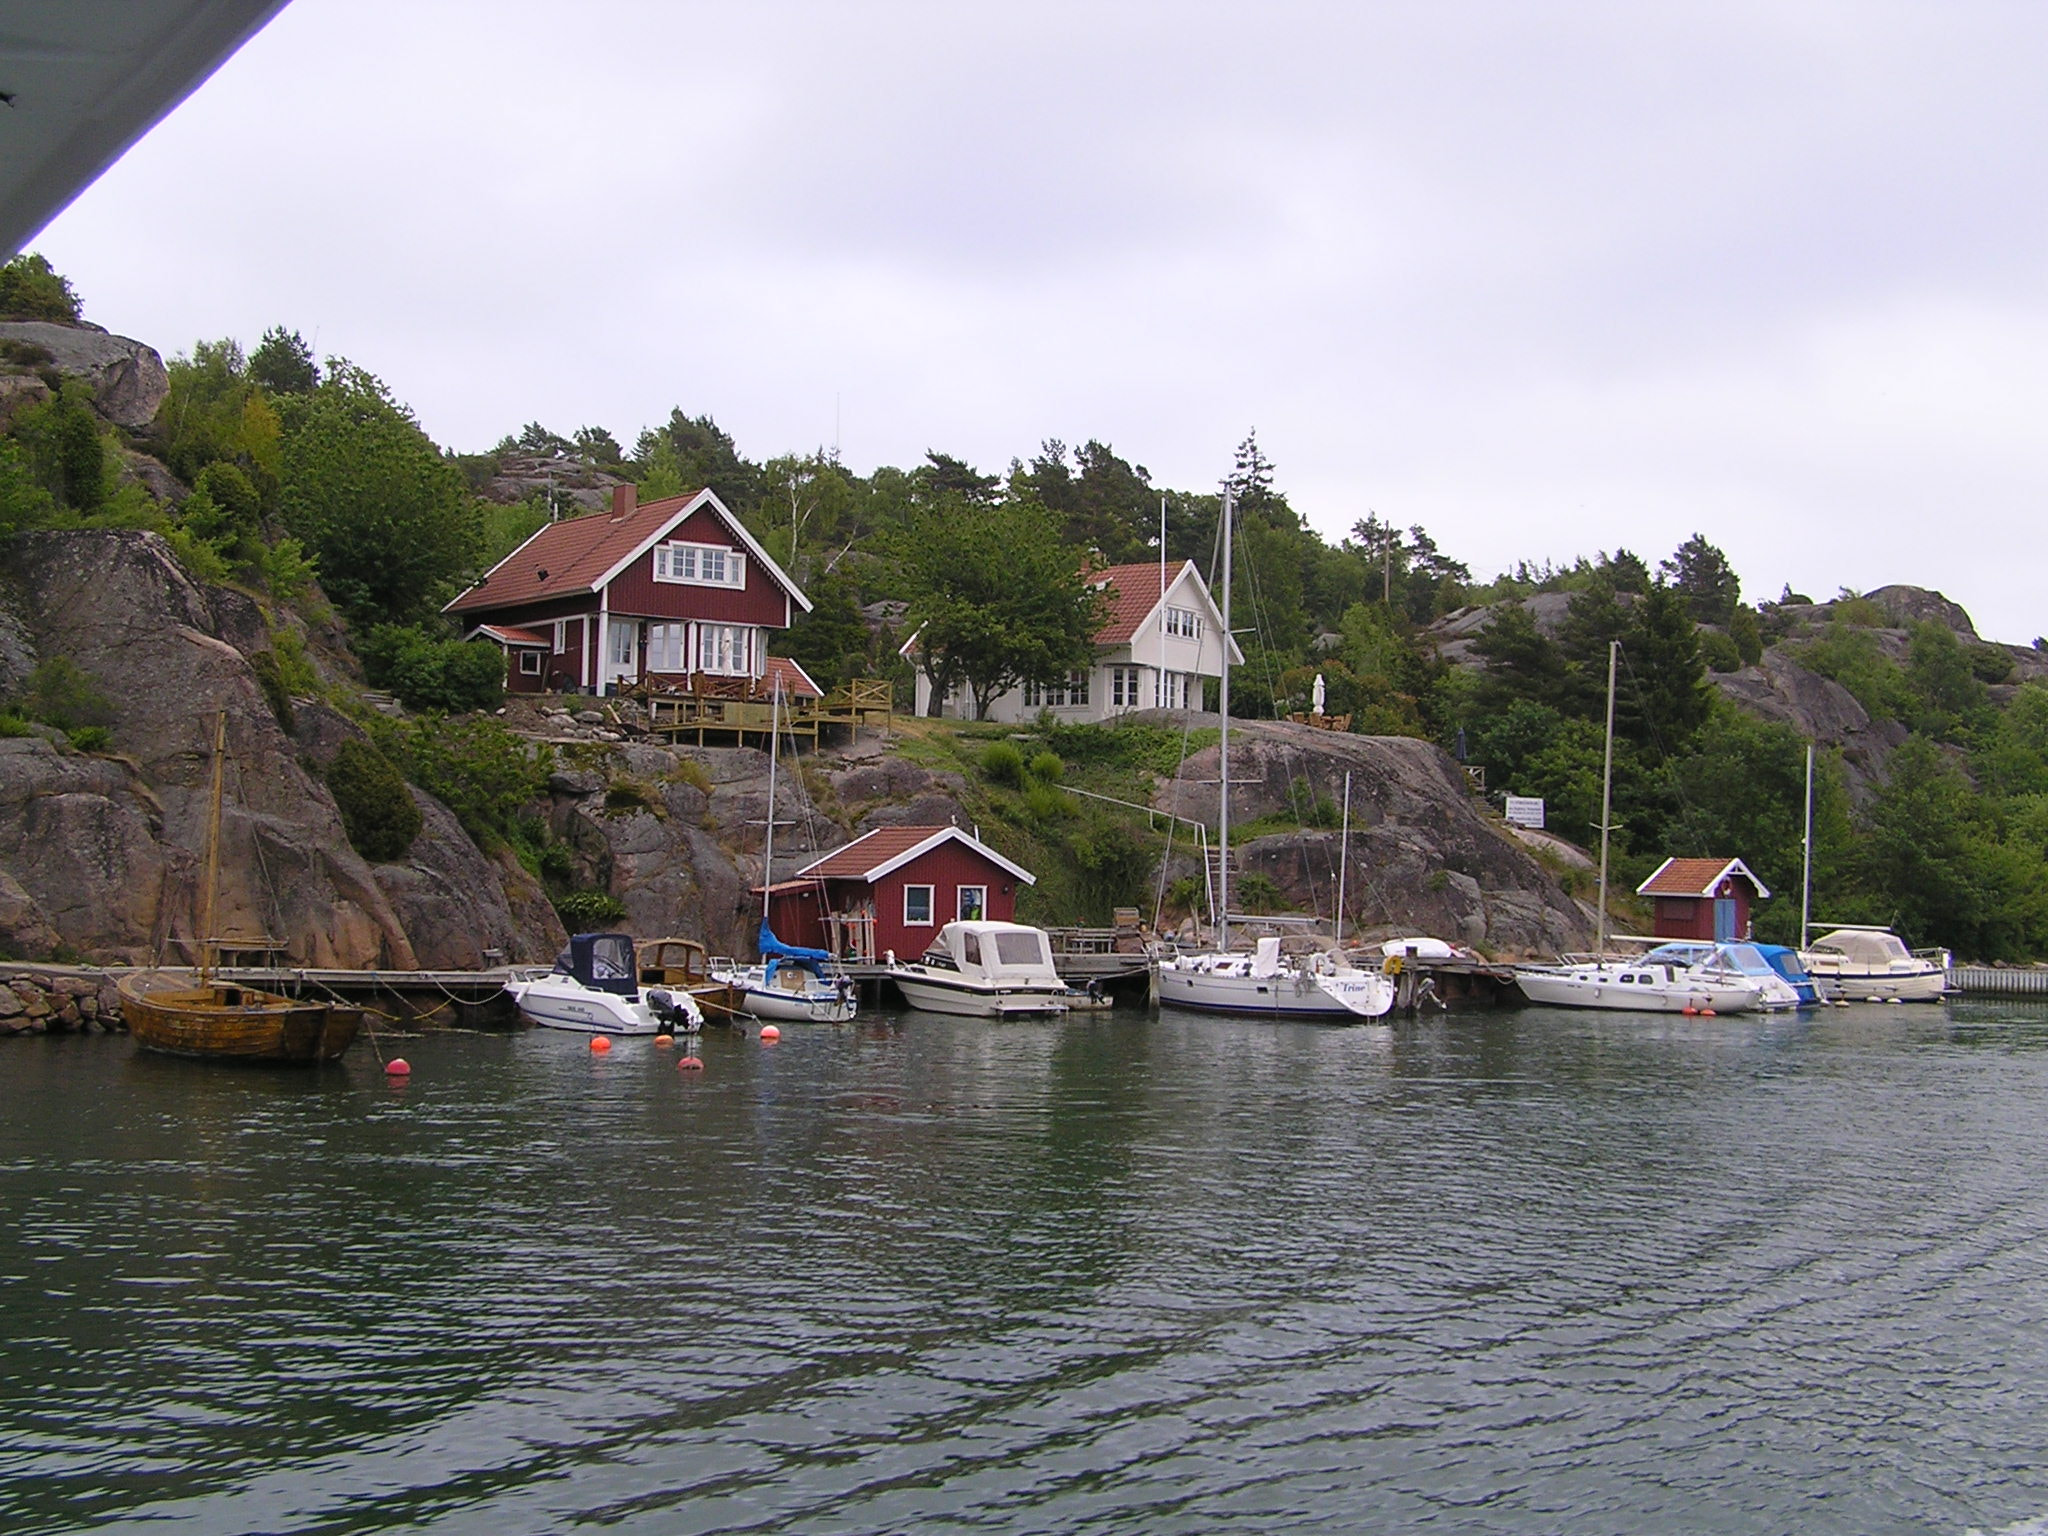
[0,965,124,1036]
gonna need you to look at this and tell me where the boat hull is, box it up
[721,967,858,1024]
[120,974,361,1063]
[889,969,1069,1018]
[502,978,700,1034]
[1513,968,1760,1013]
[1157,960,1397,1019]
[1805,966,1948,1003]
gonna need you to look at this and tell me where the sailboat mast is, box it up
[762,678,781,925]
[1336,769,1352,945]
[1218,485,1233,952]
[1596,639,1617,958]
[1800,741,1814,950]
[201,709,227,979]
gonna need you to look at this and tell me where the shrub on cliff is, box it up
[0,254,81,323]
[980,740,1025,786]
[372,714,549,850]
[326,738,422,863]
[360,624,504,713]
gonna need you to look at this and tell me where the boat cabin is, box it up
[554,932,639,996]
[1636,857,1770,941]
[762,825,1037,963]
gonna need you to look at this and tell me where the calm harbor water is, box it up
[7,1002,2048,1535]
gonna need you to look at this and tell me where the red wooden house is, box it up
[764,826,1037,962]
[446,485,813,697]
[1636,857,1770,941]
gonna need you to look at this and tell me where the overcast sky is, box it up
[31,1,2048,642]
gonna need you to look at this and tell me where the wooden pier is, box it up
[642,678,894,749]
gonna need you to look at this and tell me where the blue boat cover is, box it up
[758,921,836,985]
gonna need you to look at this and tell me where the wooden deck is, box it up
[642,677,894,748]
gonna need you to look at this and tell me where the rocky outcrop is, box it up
[1864,585,1978,640]
[372,790,566,968]
[0,321,168,429]
[1154,722,1592,957]
[0,967,124,1036]
[1710,650,1906,799]
[475,451,625,513]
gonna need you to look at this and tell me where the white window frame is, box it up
[518,650,543,676]
[551,621,565,655]
[646,622,688,673]
[904,884,935,926]
[1164,606,1201,639]
[957,884,988,920]
[1111,666,1142,709]
[697,623,749,676]
[654,540,747,589]
[608,619,636,667]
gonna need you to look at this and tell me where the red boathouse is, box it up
[762,826,1037,963]
[1636,857,1770,942]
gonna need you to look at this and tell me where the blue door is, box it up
[1714,897,1738,940]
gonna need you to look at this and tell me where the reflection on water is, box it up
[5,1001,2048,1533]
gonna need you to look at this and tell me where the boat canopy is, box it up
[758,920,835,985]
[925,920,1058,983]
[555,933,639,996]
[1810,928,1912,965]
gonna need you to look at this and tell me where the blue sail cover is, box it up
[758,920,835,984]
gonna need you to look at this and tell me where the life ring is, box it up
[1382,954,1404,976]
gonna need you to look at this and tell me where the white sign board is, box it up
[1504,795,1545,829]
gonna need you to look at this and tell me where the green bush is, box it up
[326,737,422,862]
[1028,750,1065,784]
[0,710,30,739]
[0,254,81,322]
[64,725,111,753]
[372,713,548,849]
[554,889,626,930]
[18,656,113,732]
[980,739,1026,787]
[249,650,297,730]
[1698,629,1744,673]
[1234,872,1284,913]
[360,624,505,713]
[1023,781,1071,821]
[604,778,666,818]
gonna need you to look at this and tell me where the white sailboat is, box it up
[1512,640,1766,1014]
[714,678,858,1024]
[1155,485,1396,1021]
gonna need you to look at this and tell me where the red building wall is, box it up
[870,842,1023,960]
[605,509,793,625]
[1650,882,1753,941]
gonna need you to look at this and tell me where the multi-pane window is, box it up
[654,541,746,589]
[1154,671,1188,710]
[904,885,935,925]
[646,622,687,672]
[698,624,748,675]
[957,885,987,920]
[608,620,636,666]
[1164,606,1201,638]
[1024,670,1092,709]
[1111,666,1143,708]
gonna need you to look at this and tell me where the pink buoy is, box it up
[1700,1008,1716,1017]
[385,1057,411,1076]
[678,1055,704,1071]
[760,1025,782,1043]
[1681,1007,1697,1016]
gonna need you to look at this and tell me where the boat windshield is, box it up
[993,931,1049,967]
[1718,944,1776,977]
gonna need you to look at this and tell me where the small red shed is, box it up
[768,826,1036,963]
[1636,857,1770,941]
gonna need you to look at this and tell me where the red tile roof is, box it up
[447,491,703,613]
[1089,560,1185,644]
[472,623,551,647]
[795,825,1035,884]
[763,655,824,700]
[1636,857,1769,899]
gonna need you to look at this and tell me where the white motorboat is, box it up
[1640,941,1809,1010]
[888,920,1072,1017]
[1514,956,1762,1013]
[1158,934,1397,1018]
[1800,926,1950,1002]
[503,932,704,1035]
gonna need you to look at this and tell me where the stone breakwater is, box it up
[0,967,123,1035]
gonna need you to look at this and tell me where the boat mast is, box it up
[1335,769,1352,945]
[201,709,227,981]
[1217,484,1233,953]
[1596,639,1617,959]
[762,676,782,927]
[1800,740,1814,950]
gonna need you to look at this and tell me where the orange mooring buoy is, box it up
[590,1035,613,1054]
[678,1055,704,1071]
[1700,1008,1717,1017]
[385,1057,411,1076]
[760,1025,782,1043]
[653,1033,674,1048]
[1682,1006,1697,1016]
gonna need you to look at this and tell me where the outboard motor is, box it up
[646,988,700,1032]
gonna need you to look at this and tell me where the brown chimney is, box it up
[611,483,636,520]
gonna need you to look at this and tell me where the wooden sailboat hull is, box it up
[120,974,362,1064]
